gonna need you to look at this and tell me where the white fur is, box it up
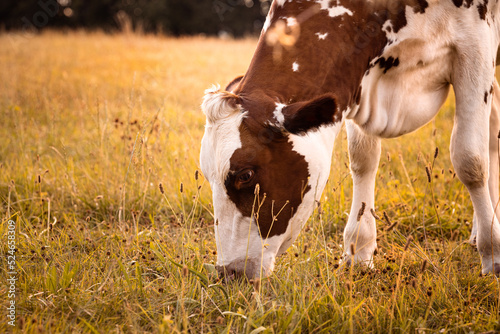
[292,61,300,72]
[316,0,353,18]
[316,32,329,40]
[273,103,286,124]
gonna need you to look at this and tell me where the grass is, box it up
[1,31,500,333]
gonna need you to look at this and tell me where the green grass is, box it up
[1,31,500,333]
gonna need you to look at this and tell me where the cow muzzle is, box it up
[215,259,262,282]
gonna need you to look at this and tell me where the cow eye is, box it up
[237,169,255,185]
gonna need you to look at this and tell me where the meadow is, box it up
[1,31,500,333]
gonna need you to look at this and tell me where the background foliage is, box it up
[0,0,271,37]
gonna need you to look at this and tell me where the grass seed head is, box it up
[370,208,380,220]
[386,221,398,231]
[434,147,439,159]
[421,259,428,273]
[159,183,164,194]
[357,202,366,221]
[383,211,391,225]
[350,243,356,256]
[425,166,431,183]
[404,236,413,251]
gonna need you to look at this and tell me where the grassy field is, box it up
[1,31,500,333]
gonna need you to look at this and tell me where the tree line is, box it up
[0,0,271,37]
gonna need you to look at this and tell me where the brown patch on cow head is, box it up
[225,119,311,238]
[222,93,339,238]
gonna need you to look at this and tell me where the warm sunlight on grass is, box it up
[1,31,500,333]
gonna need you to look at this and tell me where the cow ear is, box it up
[225,75,244,92]
[282,94,340,134]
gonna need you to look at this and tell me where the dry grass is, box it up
[1,31,500,333]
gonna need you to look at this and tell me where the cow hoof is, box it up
[480,262,500,276]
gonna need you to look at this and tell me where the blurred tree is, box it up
[0,0,271,37]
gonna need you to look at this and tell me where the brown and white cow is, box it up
[200,0,500,279]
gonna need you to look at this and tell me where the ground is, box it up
[1,31,500,333]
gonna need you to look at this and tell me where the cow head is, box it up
[200,81,343,279]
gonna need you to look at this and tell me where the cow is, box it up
[200,0,500,279]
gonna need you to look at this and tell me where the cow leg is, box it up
[471,80,500,245]
[489,81,500,220]
[343,120,381,267]
[452,62,500,274]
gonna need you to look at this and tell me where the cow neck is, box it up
[234,0,414,119]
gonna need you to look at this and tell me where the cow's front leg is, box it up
[452,64,500,274]
[343,120,381,267]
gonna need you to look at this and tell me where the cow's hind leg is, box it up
[343,120,381,266]
[469,80,500,246]
[452,59,500,274]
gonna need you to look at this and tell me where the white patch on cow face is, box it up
[316,0,353,18]
[316,32,329,40]
[293,61,300,72]
[201,91,246,183]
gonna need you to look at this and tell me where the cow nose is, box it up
[215,265,241,282]
[216,261,258,281]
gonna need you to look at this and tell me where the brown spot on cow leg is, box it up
[414,0,429,13]
[375,56,400,74]
[478,0,489,20]
[391,7,407,33]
